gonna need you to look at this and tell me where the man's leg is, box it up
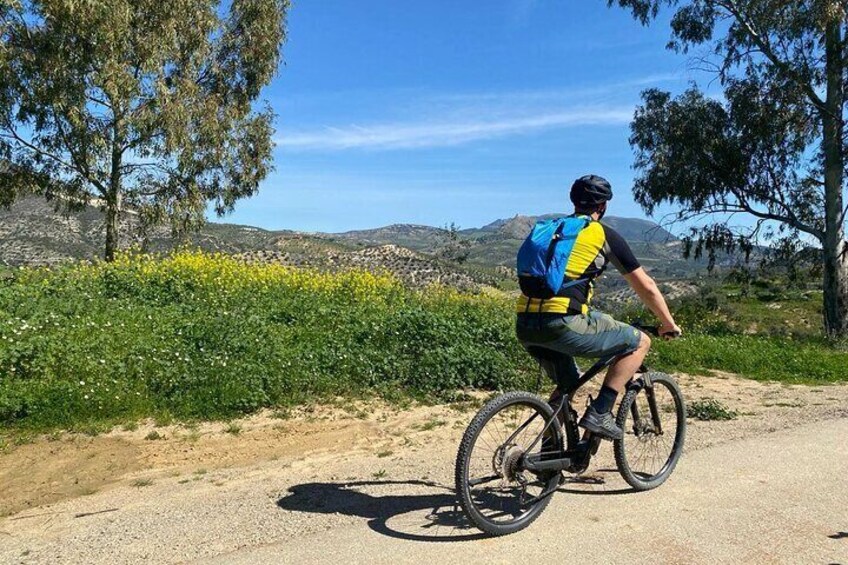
[603,330,651,392]
[577,315,650,440]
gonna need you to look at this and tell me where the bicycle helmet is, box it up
[570,174,613,207]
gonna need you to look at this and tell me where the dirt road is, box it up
[1,374,847,564]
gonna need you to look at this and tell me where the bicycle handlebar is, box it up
[631,322,681,340]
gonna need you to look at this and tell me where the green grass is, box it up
[650,333,846,384]
[0,251,536,431]
[618,285,847,384]
[1,251,845,434]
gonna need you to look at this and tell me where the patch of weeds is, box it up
[178,479,191,484]
[193,468,208,476]
[417,418,447,431]
[764,401,805,408]
[46,431,63,442]
[183,430,201,443]
[154,413,175,427]
[78,423,110,437]
[271,408,292,420]
[144,430,164,441]
[372,469,387,479]
[224,422,242,435]
[376,450,393,458]
[13,433,35,446]
[687,399,737,421]
[122,421,139,432]
[131,478,154,488]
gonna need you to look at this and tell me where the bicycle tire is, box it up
[614,372,686,491]
[455,391,563,536]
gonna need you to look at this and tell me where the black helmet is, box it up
[570,175,613,207]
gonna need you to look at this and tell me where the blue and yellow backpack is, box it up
[516,216,591,299]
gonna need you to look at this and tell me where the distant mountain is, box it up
[334,224,445,251]
[471,214,676,241]
[335,215,676,253]
[0,196,720,289]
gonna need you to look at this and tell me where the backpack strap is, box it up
[553,215,592,296]
[543,220,567,269]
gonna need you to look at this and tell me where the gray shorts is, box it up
[516,310,642,359]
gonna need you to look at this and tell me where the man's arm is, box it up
[623,267,681,337]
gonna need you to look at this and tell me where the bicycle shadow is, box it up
[276,479,488,542]
[556,469,637,496]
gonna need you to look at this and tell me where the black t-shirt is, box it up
[516,219,641,315]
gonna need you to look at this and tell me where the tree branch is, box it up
[0,123,78,176]
[713,0,829,114]
[729,184,823,240]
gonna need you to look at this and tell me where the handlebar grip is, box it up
[631,323,680,339]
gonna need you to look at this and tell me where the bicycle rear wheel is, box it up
[614,372,686,491]
[455,391,563,536]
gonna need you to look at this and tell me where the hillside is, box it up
[0,196,721,291]
[0,197,497,291]
[333,213,711,282]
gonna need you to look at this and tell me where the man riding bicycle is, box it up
[516,174,682,441]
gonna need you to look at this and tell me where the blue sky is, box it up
[221,1,704,233]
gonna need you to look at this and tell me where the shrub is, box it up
[687,399,737,421]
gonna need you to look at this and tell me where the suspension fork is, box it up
[641,373,664,434]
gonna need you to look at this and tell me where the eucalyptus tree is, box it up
[0,0,289,260]
[609,0,848,336]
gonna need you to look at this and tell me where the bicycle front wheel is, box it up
[614,372,686,491]
[455,391,563,536]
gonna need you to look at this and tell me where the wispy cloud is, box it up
[275,106,633,151]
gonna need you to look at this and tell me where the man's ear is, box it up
[597,202,608,218]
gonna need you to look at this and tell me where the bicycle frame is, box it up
[517,346,665,489]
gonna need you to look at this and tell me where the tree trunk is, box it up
[821,19,847,337]
[104,118,123,262]
[104,190,120,262]
[823,240,848,337]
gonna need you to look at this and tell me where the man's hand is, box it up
[624,268,680,338]
[658,322,682,339]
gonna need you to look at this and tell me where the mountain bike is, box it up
[454,324,685,536]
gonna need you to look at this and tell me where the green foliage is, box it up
[0,252,536,431]
[687,399,737,421]
[650,333,847,384]
[1,252,845,433]
[610,0,848,336]
[0,0,289,259]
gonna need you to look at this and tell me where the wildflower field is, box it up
[0,252,534,431]
[1,251,846,433]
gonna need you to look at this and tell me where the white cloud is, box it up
[275,106,633,151]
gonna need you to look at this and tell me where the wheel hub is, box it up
[500,445,525,482]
